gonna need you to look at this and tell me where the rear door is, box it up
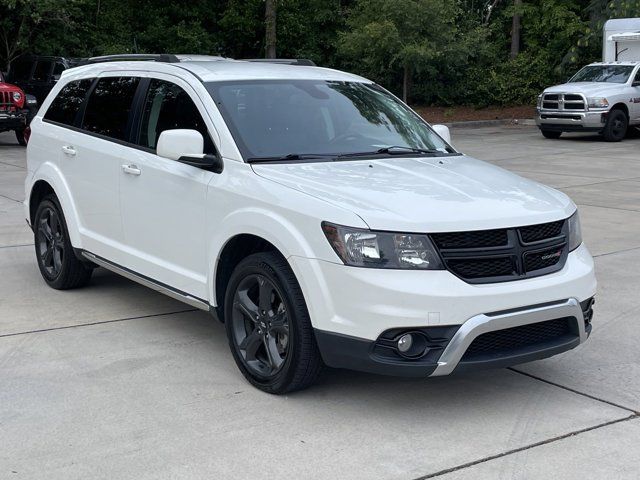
[62,75,141,260]
[118,76,216,298]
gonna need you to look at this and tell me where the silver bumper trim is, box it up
[430,298,585,376]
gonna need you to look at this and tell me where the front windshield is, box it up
[569,65,634,84]
[205,80,455,161]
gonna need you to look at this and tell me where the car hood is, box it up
[0,82,21,92]
[544,82,624,96]
[252,156,575,232]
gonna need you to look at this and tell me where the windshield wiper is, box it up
[247,153,334,163]
[337,146,447,159]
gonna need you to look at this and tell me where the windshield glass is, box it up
[569,65,634,84]
[205,80,454,161]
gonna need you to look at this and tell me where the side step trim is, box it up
[81,251,210,311]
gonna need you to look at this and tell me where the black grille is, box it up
[520,220,563,243]
[448,257,514,279]
[431,229,508,249]
[430,220,568,284]
[462,317,573,360]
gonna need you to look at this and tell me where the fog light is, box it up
[397,334,413,353]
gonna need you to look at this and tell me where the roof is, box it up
[61,56,370,84]
[587,61,640,66]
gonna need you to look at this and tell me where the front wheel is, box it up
[602,109,628,142]
[224,252,323,394]
[541,129,562,139]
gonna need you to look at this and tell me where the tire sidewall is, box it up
[604,110,628,142]
[224,253,309,393]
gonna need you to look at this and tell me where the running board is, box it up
[81,251,210,311]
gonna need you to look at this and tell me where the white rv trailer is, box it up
[604,18,640,62]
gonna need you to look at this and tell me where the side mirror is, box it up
[156,129,223,174]
[432,124,452,144]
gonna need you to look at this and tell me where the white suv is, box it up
[25,54,596,393]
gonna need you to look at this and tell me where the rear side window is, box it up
[44,79,94,126]
[33,60,53,82]
[138,79,214,153]
[82,77,140,141]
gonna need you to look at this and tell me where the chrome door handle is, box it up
[61,145,76,156]
[121,164,141,176]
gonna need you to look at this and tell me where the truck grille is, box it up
[430,220,569,284]
[541,93,586,112]
[0,91,17,112]
[461,317,574,360]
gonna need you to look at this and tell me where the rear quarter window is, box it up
[81,76,140,141]
[44,79,94,126]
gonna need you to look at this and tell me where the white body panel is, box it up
[25,59,597,350]
[603,18,640,62]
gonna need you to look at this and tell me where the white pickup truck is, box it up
[536,18,640,141]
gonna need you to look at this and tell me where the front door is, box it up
[631,68,640,123]
[118,77,216,299]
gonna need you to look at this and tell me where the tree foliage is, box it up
[1,0,639,106]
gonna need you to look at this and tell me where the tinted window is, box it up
[82,77,140,141]
[53,63,65,77]
[569,65,634,84]
[9,60,33,81]
[44,79,94,126]
[33,61,53,82]
[138,79,213,152]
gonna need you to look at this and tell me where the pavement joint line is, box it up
[594,245,640,258]
[0,243,34,249]
[412,414,639,479]
[509,168,630,181]
[574,202,640,214]
[0,308,199,339]
[556,177,640,189]
[508,368,640,415]
[0,193,22,204]
[0,160,26,170]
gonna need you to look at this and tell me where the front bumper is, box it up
[535,109,607,132]
[315,298,593,377]
[0,111,28,131]
[290,243,596,377]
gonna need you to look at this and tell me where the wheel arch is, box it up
[27,166,82,247]
[610,103,630,119]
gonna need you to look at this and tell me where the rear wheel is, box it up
[15,128,27,146]
[224,252,322,394]
[541,129,562,139]
[602,109,628,142]
[34,195,93,289]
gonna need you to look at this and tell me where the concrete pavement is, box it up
[1,127,639,479]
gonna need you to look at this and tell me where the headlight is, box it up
[568,211,582,251]
[322,222,444,270]
[587,97,609,109]
[537,95,543,108]
[12,91,22,102]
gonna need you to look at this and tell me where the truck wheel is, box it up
[602,109,628,142]
[541,130,562,139]
[224,252,323,394]
[34,195,93,289]
[15,128,27,146]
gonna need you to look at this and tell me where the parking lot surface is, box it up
[1,127,639,479]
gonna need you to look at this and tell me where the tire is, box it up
[602,109,628,142]
[33,195,93,289]
[15,128,27,146]
[224,252,323,394]
[541,129,562,139]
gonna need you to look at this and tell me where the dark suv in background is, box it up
[7,56,80,105]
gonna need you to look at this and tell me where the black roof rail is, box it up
[243,58,317,66]
[80,54,180,65]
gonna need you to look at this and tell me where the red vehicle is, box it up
[0,70,37,146]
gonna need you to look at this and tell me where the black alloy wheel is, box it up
[231,273,290,377]
[224,252,323,394]
[33,195,93,289]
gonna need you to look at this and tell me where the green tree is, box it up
[337,0,459,102]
